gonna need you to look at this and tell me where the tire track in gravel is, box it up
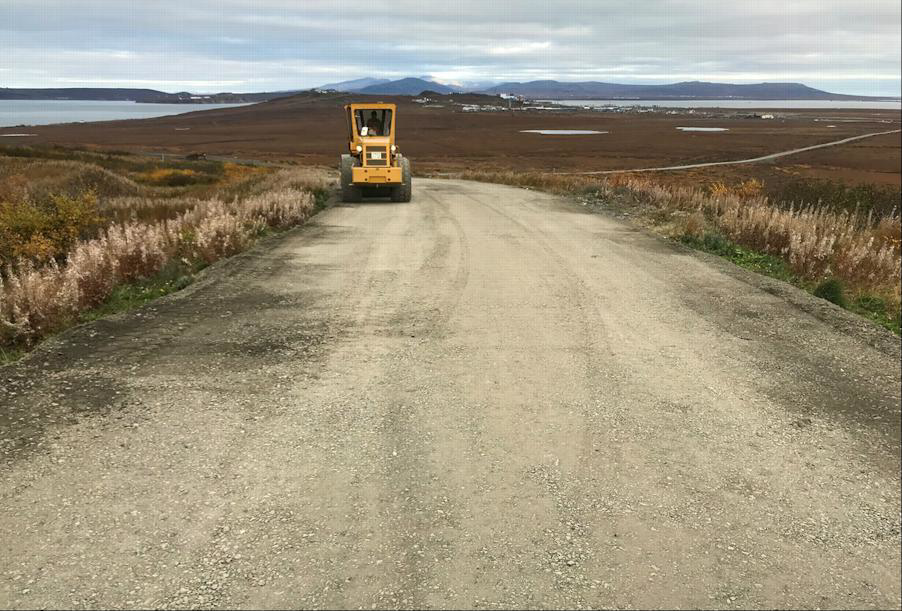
[1,178,899,610]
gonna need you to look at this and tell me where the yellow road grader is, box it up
[340,103,412,202]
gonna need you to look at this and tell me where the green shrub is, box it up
[730,248,796,282]
[135,168,218,187]
[701,232,735,256]
[0,191,101,264]
[848,294,900,334]
[682,231,736,257]
[853,294,886,314]
[813,277,847,307]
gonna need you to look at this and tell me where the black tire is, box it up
[340,155,363,203]
[391,156,412,203]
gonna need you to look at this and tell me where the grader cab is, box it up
[340,103,412,203]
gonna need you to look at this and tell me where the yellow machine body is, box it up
[345,103,401,185]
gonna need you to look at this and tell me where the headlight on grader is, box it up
[356,145,363,153]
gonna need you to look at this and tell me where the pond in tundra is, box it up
[520,129,608,135]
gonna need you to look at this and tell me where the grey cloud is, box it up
[1,0,899,95]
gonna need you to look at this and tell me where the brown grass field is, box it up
[1,92,900,349]
[0,150,333,350]
[1,92,899,191]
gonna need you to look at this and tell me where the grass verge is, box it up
[682,231,900,334]
[78,260,197,323]
[0,343,24,365]
[846,295,901,335]
[1,154,337,362]
[680,232,796,283]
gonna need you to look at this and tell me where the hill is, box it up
[318,78,391,92]
[0,88,295,104]
[0,88,172,102]
[355,78,454,95]
[479,80,877,100]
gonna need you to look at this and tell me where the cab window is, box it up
[355,109,392,137]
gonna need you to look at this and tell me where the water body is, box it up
[545,99,902,110]
[521,129,607,135]
[0,99,252,127]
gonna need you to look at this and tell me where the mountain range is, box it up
[316,77,391,92]
[479,80,870,100]
[317,77,454,95]
[323,77,886,100]
[2,79,894,102]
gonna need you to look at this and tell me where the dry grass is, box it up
[708,178,764,199]
[1,153,334,348]
[458,169,901,325]
[135,167,206,186]
[0,157,142,202]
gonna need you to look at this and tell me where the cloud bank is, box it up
[2,0,899,95]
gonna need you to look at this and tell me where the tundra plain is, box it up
[2,92,899,190]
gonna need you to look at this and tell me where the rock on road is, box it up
[1,179,900,610]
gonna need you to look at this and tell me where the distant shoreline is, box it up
[0,99,260,105]
[545,99,902,110]
[542,97,902,102]
[3,95,897,104]
[0,99,253,128]
[3,82,899,105]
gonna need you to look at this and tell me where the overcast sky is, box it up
[2,0,900,96]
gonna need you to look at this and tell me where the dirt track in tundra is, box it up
[1,179,900,609]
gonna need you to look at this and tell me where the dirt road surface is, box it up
[2,179,900,609]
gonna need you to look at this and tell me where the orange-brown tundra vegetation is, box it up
[1,148,333,351]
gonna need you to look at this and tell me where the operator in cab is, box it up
[365,111,383,136]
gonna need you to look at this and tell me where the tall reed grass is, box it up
[1,167,326,347]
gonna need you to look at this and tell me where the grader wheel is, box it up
[340,155,362,203]
[390,156,412,203]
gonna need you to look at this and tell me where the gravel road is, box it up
[1,179,900,609]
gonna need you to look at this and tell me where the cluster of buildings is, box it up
[418,94,780,119]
